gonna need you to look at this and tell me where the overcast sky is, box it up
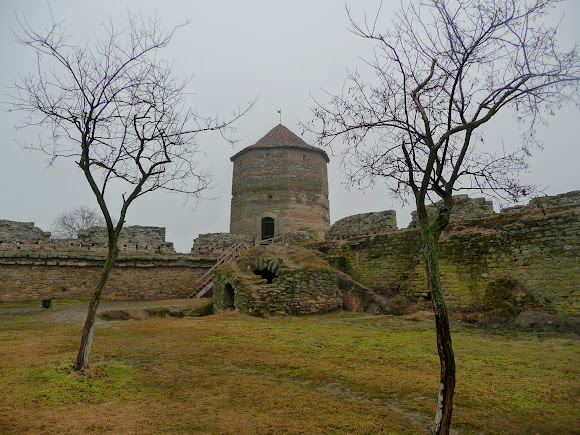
[1,0,579,252]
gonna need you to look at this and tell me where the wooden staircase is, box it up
[189,241,251,298]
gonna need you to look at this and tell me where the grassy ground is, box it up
[0,301,578,434]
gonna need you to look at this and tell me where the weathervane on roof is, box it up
[278,109,282,124]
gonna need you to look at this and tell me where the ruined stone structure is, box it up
[326,210,397,240]
[0,220,175,254]
[77,226,175,252]
[191,233,255,257]
[0,191,578,316]
[0,220,51,241]
[310,191,580,314]
[229,124,330,240]
[212,244,342,316]
[407,195,495,228]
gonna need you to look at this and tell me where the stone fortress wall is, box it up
[309,191,580,314]
[0,191,579,313]
[407,195,495,228]
[0,220,175,254]
[326,210,398,239]
[0,221,212,302]
[191,233,256,257]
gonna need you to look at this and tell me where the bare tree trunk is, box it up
[421,226,456,435]
[73,244,119,370]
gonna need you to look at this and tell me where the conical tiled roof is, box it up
[230,124,330,162]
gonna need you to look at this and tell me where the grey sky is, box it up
[1,0,579,252]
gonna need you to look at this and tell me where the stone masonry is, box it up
[229,125,330,239]
[0,221,175,254]
[1,191,579,313]
[326,210,397,240]
[77,226,175,253]
[0,220,51,242]
[0,220,210,302]
[191,232,255,257]
[0,254,212,302]
[212,244,342,316]
[309,192,580,314]
[408,195,495,228]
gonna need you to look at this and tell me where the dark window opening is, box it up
[261,217,275,240]
[302,154,306,161]
[223,283,235,309]
[266,152,271,159]
[253,268,278,284]
[267,194,273,199]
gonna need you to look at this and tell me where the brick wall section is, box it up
[0,252,214,302]
[309,205,580,313]
[230,147,330,237]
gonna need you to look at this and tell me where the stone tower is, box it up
[230,124,330,240]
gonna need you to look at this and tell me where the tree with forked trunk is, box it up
[9,12,253,371]
[303,0,580,432]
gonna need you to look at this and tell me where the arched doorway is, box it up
[261,217,275,240]
[223,283,235,310]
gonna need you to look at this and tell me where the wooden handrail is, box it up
[255,234,285,246]
[189,241,250,298]
[189,234,286,299]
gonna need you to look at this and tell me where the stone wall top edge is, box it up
[0,250,216,263]
[310,202,579,248]
[0,221,174,251]
[230,144,330,163]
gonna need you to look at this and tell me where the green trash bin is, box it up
[41,299,52,309]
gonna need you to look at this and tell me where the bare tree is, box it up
[51,205,106,239]
[9,13,253,370]
[304,0,579,433]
